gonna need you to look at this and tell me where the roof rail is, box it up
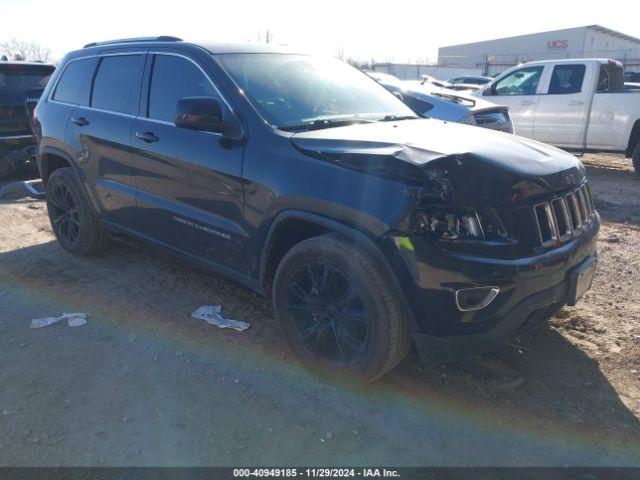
[83,36,183,49]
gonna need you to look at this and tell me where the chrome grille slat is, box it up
[532,183,595,248]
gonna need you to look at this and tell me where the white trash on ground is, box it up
[191,306,249,332]
[30,312,88,329]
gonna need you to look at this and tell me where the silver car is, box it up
[367,72,514,134]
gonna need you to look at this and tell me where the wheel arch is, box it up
[39,146,102,215]
[258,210,418,330]
[39,147,77,184]
[627,119,640,157]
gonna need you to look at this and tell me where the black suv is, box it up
[34,37,599,382]
[0,61,54,179]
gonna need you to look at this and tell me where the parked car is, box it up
[367,72,513,133]
[447,83,482,93]
[35,37,599,382]
[420,74,451,89]
[448,75,492,85]
[0,61,54,179]
[476,59,640,174]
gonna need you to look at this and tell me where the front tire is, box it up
[632,143,640,175]
[272,233,410,383]
[46,167,109,255]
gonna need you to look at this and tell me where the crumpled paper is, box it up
[191,306,249,332]
[31,312,88,329]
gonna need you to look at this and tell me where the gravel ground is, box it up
[0,154,638,466]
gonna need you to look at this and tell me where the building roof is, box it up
[440,25,640,50]
[586,25,640,45]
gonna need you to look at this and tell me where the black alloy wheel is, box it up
[49,182,81,246]
[285,262,370,367]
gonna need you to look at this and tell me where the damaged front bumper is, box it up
[379,213,600,363]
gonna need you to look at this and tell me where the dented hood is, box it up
[290,118,586,204]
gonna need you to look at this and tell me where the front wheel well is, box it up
[40,153,72,184]
[627,119,640,157]
[261,218,331,293]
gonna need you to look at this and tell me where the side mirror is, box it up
[174,97,241,139]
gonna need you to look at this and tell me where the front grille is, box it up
[533,183,595,248]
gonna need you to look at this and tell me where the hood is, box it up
[290,118,585,205]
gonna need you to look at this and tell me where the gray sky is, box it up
[1,0,638,62]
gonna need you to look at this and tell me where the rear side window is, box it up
[548,65,585,94]
[53,58,96,105]
[148,55,222,122]
[91,55,145,114]
[597,63,625,93]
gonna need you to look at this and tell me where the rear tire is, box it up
[46,167,109,255]
[632,143,640,175]
[272,233,410,384]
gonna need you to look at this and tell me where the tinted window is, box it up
[597,64,625,93]
[493,66,544,96]
[53,59,96,105]
[91,55,144,114]
[0,65,54,96]
[548,65,585,94]
[148,55,220,122]
[402,94,433,114]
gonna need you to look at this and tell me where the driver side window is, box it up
[148,54,223,123]
[493,66,544,96]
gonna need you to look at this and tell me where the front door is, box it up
[484,65,545,138]
[534,63,590,148]
[130,52,246,269]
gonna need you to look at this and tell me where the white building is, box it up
[438,25,640,75]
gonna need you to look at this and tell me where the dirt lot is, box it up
[0,154,639,466]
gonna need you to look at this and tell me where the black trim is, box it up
[102,220,264,295]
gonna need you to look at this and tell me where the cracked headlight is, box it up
[418,207,507,241]
[418,208,484,240]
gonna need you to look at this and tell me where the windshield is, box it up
[217,53,417,130]
[0,65,54,96]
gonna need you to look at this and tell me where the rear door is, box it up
[129,52,246,269]
[64,52,146,227]
[483,65,545,138]
[534,63,590,148]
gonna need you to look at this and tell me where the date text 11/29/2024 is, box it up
[233,468,401,478]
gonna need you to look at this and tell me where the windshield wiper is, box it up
[378,115,420,122]
[278,117,375,132]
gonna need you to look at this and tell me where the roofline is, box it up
[0,60,56,67]
[83,36,182,49]
[439,24,640,51]
[585,25,640,44]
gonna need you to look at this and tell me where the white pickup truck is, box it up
[476,59,640,173]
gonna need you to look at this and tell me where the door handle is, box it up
[569,100,585,106]
[70,116,89,126]
[135,131,159,143]
[520,101,535,106]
